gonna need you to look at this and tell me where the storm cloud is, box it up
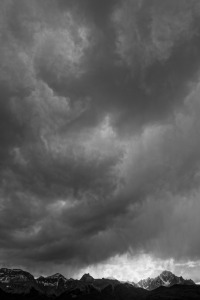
[1,0,200,279]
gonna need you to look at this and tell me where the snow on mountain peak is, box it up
[137,270,195,290]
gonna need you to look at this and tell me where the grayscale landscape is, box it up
[1,0,200,299]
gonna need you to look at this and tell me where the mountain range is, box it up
[0,268,199,300]
[137,270,195,290]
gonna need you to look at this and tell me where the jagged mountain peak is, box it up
[137,270,195,290]
[0,267,37,294]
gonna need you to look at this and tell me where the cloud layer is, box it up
[1,0,200,279]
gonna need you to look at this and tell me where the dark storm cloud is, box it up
[1,0,200,277]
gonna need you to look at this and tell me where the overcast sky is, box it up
[1,0,200,282]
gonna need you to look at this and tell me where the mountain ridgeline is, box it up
[0,268,199,300]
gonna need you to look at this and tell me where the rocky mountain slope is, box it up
[0,268,39,293]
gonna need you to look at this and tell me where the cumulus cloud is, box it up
[1,0,200,280]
